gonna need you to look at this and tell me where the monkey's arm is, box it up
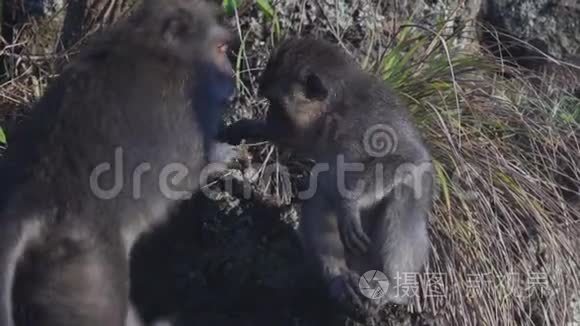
[335,199,370,255]
[220,119,280,145]
[320,158,371,255]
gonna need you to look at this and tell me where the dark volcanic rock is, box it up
[479,0,580,58]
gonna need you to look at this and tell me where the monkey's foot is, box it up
[328,271,375,323]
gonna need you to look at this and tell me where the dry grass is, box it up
[422,69,580,325]
[371,22,580,325]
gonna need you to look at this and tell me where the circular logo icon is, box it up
[363,124,398,158]
[359,270,390,300]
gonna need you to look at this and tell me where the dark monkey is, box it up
[226,38,434,320]
[0,0,236,325]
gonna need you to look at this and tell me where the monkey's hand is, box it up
[209,142,243,166]
[337,203,370,255]
[329,271,374,323]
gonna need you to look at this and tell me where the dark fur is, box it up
[0,1,234,325]
[226,38,433,322]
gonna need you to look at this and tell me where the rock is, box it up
[479,0,580,58]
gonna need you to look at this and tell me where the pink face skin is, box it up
[216,44,232,74]
[212,28,233,76]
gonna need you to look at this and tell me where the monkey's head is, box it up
[259,38,357,146]
[128,0,232,74]
[123,0,235,142]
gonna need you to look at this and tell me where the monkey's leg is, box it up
[16,235,129,326]
[126,304,144,326]
[370,184,430,306]
[300,194,371,321]
[336,200,371,256]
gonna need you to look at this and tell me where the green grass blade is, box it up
[0,127,6,145]
[434,160,451,211]
[256,0,275,19]
[222,0,241,16]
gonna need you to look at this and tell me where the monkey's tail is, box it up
[0,219,39,326]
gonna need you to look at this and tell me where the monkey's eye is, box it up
[210,25,232,56]
[218,43,228,54]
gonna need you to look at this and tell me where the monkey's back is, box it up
[0,29,206,233]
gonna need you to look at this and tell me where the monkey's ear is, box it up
[304,73,328,101]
